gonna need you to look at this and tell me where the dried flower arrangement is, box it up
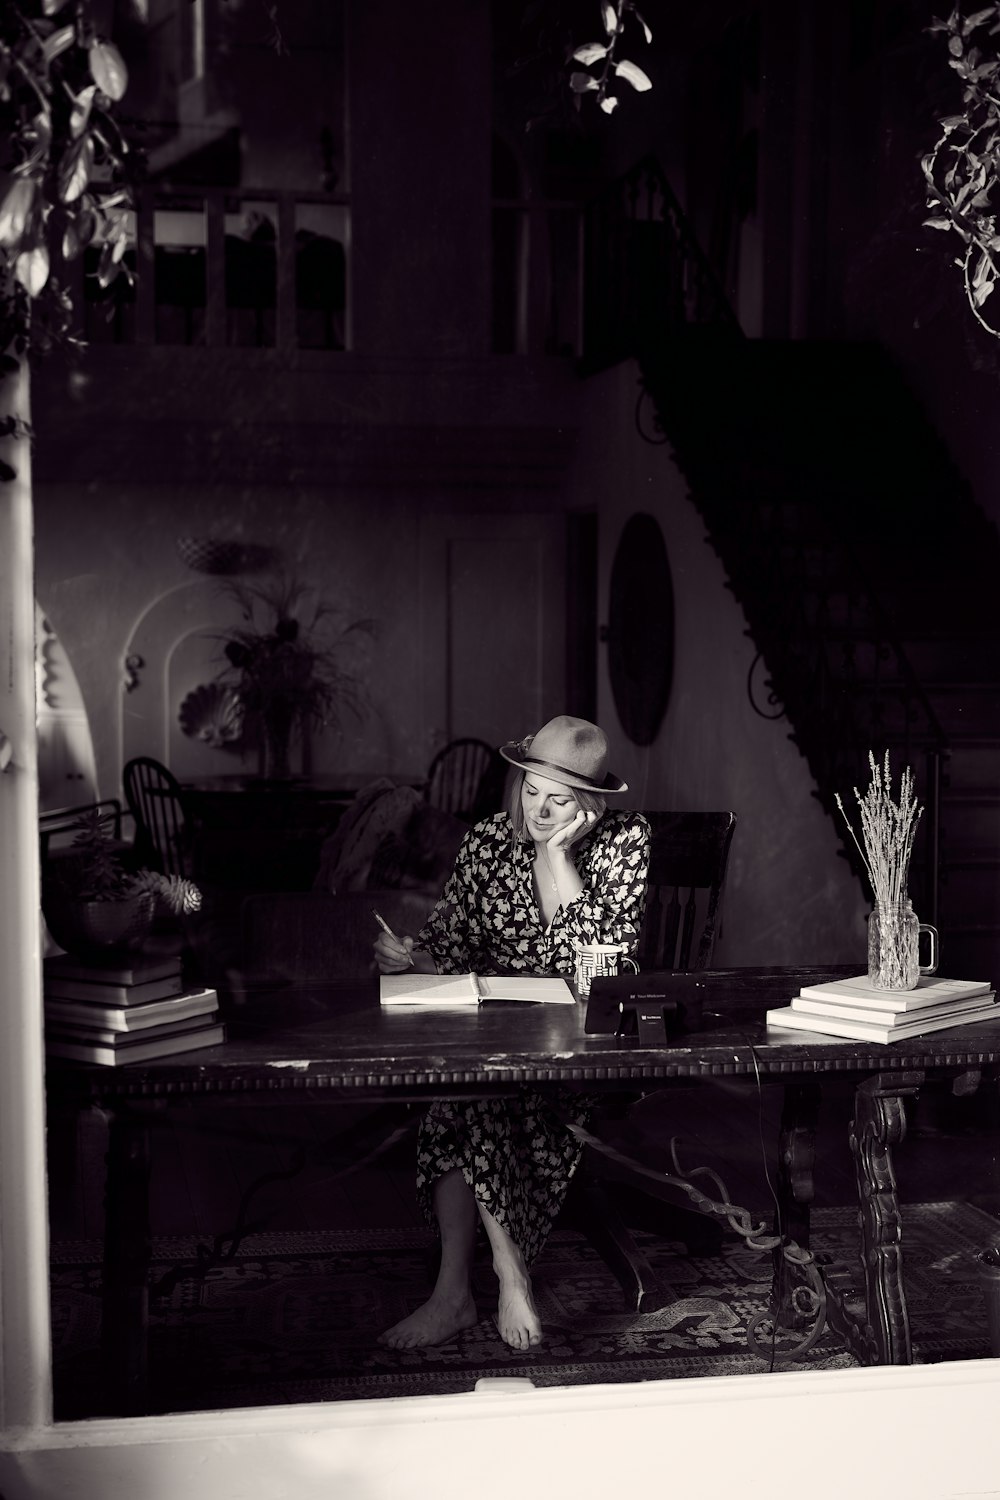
[834,750,924,908]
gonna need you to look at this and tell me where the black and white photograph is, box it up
[3,2,1000,1496]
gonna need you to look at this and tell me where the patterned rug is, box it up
[50,1200,1000,1417]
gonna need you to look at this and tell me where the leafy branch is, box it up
[922,4,1000,335]
[568,0,653,115]
[0,0,141,480]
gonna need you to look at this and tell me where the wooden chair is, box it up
[638,810,737,969]
[569,809,738,1311]
[424,738,503,823]
[39,798,125,862]
[122,756,193,879]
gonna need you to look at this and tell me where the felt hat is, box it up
[499,716,627,794]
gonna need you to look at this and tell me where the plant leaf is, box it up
[68,84,98,139]
[63,204,98,260]
[965,6,997,32]
[58,134,95,204]
[572,42,609,64]
[15,244,50,297]
[42,0,74,13]
[923,215,954,229]
[614,58,653,91]
[569,71,599,92]
[41,25,75,64]
[602,3,618,36]
[635,10,653,43]
[599,93,619,113]
[0,178,38,250]
[89,40,129,101]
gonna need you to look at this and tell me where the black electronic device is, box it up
[585,971,706,1043]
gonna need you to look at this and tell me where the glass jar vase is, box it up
[867,898,939,990]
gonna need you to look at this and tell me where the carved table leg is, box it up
[823,1071,924,1366]
[771,1080,820,1327]
[100,1105,153,1416]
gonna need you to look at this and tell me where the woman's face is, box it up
[521,772,580,842]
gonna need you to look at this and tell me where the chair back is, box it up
[240,890,438,984]
[638,811,737,970]
[424,738,501,822]
[122,756,191,878]
[39,799,123,861]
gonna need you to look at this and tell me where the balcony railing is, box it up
[67,187,350,352]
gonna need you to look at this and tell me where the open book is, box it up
[380,973,575,1006]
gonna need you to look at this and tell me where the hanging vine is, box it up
[568,0,653,115]
[0,0,141,481]
[922,4,1000,335]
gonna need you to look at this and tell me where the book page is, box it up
[380,973,480,1004]
[479,976,575,1004]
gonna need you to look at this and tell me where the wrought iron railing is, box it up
[581,155,742,370]
[589,155,952,915]
[713,487,947,917]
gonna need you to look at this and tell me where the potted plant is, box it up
[42,809,202,957]
[215,571,374,781]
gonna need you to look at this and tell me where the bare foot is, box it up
[378,1292,478,1349]
[495,1277,543,1350]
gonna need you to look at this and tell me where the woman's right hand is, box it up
[374,930,416,973]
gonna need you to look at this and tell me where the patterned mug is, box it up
[574,942,639,998]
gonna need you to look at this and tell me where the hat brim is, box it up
[499,743,628,794]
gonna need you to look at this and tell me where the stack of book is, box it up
[766,974,998,1043]
[44,949,225,1065]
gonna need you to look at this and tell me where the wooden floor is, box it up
[47,1074,1000,1246]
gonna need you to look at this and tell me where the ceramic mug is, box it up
[574,942,639,998]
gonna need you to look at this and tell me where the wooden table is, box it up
[48,966,1000,1413]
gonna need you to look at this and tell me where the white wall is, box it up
[578,360,867,966]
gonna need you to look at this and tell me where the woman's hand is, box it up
[545,808,597,856]
[374,930,416,973]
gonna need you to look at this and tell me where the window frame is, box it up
[1,400,999,1499]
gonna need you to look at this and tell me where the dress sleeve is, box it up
[548,813,651,957]
[414,822,487,973]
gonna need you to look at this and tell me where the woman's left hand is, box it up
[545,808,597,856]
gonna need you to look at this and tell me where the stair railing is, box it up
[582,149,951,916]
[581,155,742,371]
[689,469,947,911]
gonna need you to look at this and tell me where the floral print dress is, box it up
[414,809,650,1266]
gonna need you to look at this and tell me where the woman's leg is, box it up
[477,1203,543,1350]
[378,1168,480,1348]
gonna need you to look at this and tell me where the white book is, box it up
[792,992,996,1028]
[380,973,575,1006]
[44,986,219,1032]
[766,999,1000,1045]
[796,974,994,1011]
[46,1021,226,1066]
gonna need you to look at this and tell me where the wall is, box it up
[576,360,867,966]
[30,351,584,798]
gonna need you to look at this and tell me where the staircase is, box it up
[637,333,1000,981]
[582,157,1000,980]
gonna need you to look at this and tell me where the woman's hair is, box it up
[507,768,607,842]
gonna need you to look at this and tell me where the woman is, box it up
[374,715,650,1352]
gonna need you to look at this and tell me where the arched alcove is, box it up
[121,582,255,779]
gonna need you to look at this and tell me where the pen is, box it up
[371,907,415,967]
